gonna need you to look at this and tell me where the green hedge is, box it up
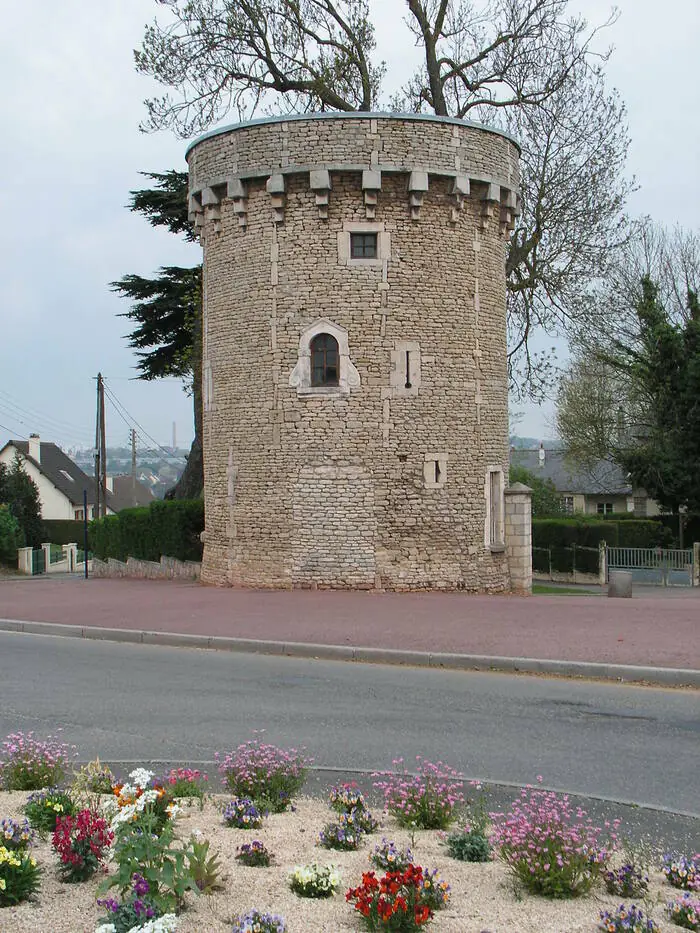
[533,544,599,575]
[532,518,672,550]
[42,519,86,545]
[89,500,204,563]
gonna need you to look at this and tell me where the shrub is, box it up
[667,893,700,930]
[370,839,414,873]
[97,873,161,932]
[0,817,35,851]
[329,782,368,813]
[99,812,198,915]
[604,863,649,898]
[318,812,364,851]
[0,730,74,790]
[52,809,113,882]
[97,874,181,932]
[236,840,272,867]
[24,789,76,833]
[373,757,464,830]
[89,499,204,562]
[443,826,491,862]
[216,736,310,812]
[233,910,287,933]
[42,519,85,546]
[663,854,700,892]
[598,904,659,932]
[490,785,617,897]
[186,834,223,894]
[105,769,178,836]
[346,865,434,930]
[161,767,208,802]
[71,758,116,805]
[0,844,41,906]
[0,505,20,563]
[417,867,451,910]
[289,862,341,898]
[223,798,264,830]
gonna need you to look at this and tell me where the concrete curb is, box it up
[1,618,699,688]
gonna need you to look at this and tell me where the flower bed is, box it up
[0,789,688,933]
[0,735,691,933]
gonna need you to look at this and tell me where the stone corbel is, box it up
[227,178,248,229]
[450,175,470,223]
[309,169,332,220]
[480,182,500,230]
[201,187,222,234]
[362,169,381,220]
[499,188,518,236]
[189,192,204,242]
[266,173,286,223]
[408,171,429,221]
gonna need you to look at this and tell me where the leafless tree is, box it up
[136,0,632,398]
[397,0,616,118]
[136,0,384,135]
[499,60,633,397]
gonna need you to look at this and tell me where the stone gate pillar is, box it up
[505,482,532,594]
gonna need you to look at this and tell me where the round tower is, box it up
[186,113,522,590]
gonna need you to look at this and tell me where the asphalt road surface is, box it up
[1,631,698,819]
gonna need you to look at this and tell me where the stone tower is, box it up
[186,113,530,591]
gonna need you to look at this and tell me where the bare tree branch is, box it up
[136,0,384,135]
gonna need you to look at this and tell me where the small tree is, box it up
[0,505,20,564]
[0,457,43,548]
[509,465,562,517]
[112,171,203,499]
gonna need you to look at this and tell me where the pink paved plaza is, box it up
[0,577,698,670]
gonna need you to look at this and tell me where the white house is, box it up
[0,434,114,520]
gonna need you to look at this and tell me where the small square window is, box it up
[350,232,378,259]
[596,502,614,515]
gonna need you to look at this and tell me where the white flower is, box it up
[100,797,118,818]
[95,925,116,933]
[127,915,179,933]
[128,768,154,790]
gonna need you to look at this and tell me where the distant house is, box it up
[108,474,156,511]
[510,446,660,517]
[0,434,113,520]
[0,434,154,520]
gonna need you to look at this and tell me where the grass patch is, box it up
[532,584,599,596]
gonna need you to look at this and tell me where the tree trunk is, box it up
[165,301,204,500]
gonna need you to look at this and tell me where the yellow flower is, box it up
[0,878,6,890]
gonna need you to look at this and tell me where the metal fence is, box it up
[607,546,694,587]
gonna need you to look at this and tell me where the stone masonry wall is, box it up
[188,114,521,590]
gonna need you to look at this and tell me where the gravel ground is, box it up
[0,791,684,933]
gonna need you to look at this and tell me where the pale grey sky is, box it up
[0,0,697,452]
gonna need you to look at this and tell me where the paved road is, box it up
[1,632,698,817]
[2,576,699,669]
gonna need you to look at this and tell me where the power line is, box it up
[102,382,186,463]
[0,389,95,440]
[0,421,27,439]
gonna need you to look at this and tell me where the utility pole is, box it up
[94,374,101,521]
[131,428,137,506]
[94,373,107,519]
[99,375,107,517]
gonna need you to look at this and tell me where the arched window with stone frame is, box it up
[289,318,361,397]
[310,333,340,387]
